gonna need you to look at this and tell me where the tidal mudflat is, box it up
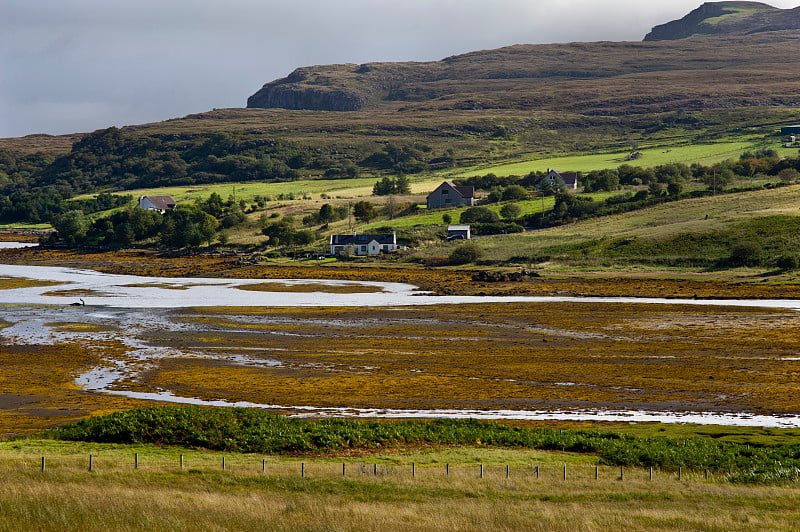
[3,269,800,431]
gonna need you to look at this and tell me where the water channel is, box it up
[2,256,800,427]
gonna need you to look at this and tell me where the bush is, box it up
[449,242,483,264]
[776,254,800,271]
[729,241,762,267]
[460,206,499,224]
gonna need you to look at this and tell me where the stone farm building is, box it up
[426,181,475,209]
[541,170,579,190]
[138,195,177,213]
[329,232,400,256]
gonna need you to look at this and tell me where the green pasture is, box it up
[461,140,759,177]
[365,191,623,230]
[411,184,800,264]
[78,176,444,206]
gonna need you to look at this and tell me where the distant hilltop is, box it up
[246,1,800,113]
[644,1,800,41]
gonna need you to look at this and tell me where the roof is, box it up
[140,195,177,210]
[330,233,396,246]
[547,170,579,186]
[427,181,475,199]
[447,225,471,231]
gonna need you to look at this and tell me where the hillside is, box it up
[645,1,800,41]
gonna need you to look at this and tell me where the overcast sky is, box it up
[1,0,798,138]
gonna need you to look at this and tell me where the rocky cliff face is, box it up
[246,66,374,111]
[644,1,799,41]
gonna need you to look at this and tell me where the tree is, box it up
[51,210,90,243]
[353,200,377,222]
[442,213,452,225]
[499,203,522,220]
[383,195,399,219]
[318,203,335,224]
[460,206,499,224]
[501,185,529,201]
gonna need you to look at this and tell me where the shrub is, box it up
[776,254,800,271]
[449,242,483,264]
[460,206,499,224]
[729,241,762,267]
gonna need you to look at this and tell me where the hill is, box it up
[644,1,800,41]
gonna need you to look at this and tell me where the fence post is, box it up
[262,459,266,473]
[595,466,599,480]
[649,467,653,481]
[620,466,624,481]
[563,465,567,481]
[535,465,539,479]
[135,453,139,470]
[506,465,510,478]
[222,456,226,471]
[342,463,346,477]
[89,455,93,472]
[446,463,449,476]
[180,454,184,470]
[41,456,45,472]
[373,463,378,476]
[412,463,416,478]
[301,463,305,478]
[678,467,682,481]
[480,464,484,479]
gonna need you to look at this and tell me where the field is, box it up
[461,140,760,177]
[2,439,799,531]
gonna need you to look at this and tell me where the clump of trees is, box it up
[372,175,411,195]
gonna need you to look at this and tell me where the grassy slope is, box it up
[412,184,800,268]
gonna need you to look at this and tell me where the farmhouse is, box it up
[446,225,471,240]
[138,195,177,213]
[329,232,400,256]
[541,170,579,190]
[426,181,475,209]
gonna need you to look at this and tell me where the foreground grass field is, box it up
[0,439,798,531]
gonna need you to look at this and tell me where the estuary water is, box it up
[2,262,800,310]
[3,259,800,427]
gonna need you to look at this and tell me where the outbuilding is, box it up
[446,225,471,240]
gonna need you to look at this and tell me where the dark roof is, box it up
[426,181,474,199]
[141,195,177,210]
[330,234,396,245]
[547,170,578,186]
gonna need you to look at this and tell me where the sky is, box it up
[2,0,799,139]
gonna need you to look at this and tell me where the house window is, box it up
[442,189,449,194]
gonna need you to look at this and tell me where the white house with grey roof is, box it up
[138,195,177,213]
[329,232,400,256]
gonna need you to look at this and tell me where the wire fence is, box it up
[22,454,723,483]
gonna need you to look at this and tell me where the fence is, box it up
[27,454,721,483]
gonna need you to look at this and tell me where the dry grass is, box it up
[0,449,797,531]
